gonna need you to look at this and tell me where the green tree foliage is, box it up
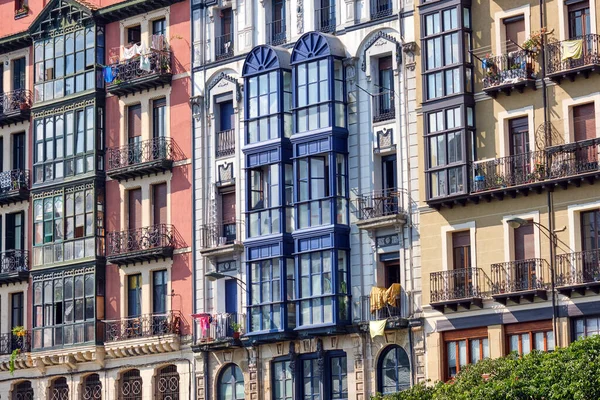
[374,335,600,400]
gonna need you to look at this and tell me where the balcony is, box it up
[106,224,175,266]
[106,137,175,181]
[556,249,600,296]
[106,50,172,97]
[199,220,243,258]
[0,89,31,127]
[372,91,396,123]
[104,311,182,358]
[266,20,287,46]
[215,33,234,61]
[216,129,235,158]
[482,50,537,97]
[196,312,246,349]
[430,268,488,312]
[546,34,600,82]
[356,290,407,331]
[0,331,31,355]
[490,258,549,304]
[315,5,335,33]
[0,250,30,286]
[0,169,30,205]
[370,0,393,20]
[355,189,407,231]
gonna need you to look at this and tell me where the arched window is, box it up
[12,381,33,400]
[81,374,102,400]
[120,369,142,400]
[155,365,180,400]
[378,345,411,394]
[49,377,69,400]
[218,364,245,400]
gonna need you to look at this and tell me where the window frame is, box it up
[378,345,411,394]
[217,364,245,400]
[443,328,489,380]
[11,292,24,329]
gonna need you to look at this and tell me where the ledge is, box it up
[106,159,173,181]
[355,213,407,231]
[483,78,536,98]
[491,289,548,305]
[430,297,484,313]
[104,334,180,359]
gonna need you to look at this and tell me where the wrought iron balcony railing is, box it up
[106,224,174,265]
[106,137,175,180]
[0,89,31,127]
[546,34,600,77]
[471,150,547,193]
[0,169,30,205]
[372,90,395,123]
[545,138,600,179]
[197,313,245,343]
[356,188,405,220]
[430,268,488,304]
[266,20,287,46]
[315,5,336,33]
[104,311,181,342]
[556,248,600,288]
[0,331,31,355]
[199,220,243,250]
[0,249,29,277]
[216,129,235,158]
[215,33,234,61]
[482,50,536,92]
[370,0,393,20]
[356,294,403,323]
[491,258,549,295]
[107,50,172,96]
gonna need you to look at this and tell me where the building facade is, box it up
[0,0,193,398]
[418,0,600,383]
[191,0,424,398]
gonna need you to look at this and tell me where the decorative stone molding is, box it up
[206,72,242,110]
[297,1,304,34]
[361,31,402,72]
[402,41,417,71]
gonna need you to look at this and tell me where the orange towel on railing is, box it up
[386,283,402,307]
[370,287,387,313]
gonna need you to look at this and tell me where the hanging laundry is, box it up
[123,44,138,60]
[561,39,583,61]
[103,66,115,83]
[370,286,387,313]
[369,319,388,339]
[385,283,402,307]
[139,41,151,72]
[152,34,165,51]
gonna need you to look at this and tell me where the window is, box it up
[155,365,180,400]
[504,16,525,53]
[153,18,167,36]
[128,104,142,163]
[153,99,167,138]
[120,369,142,400]
[33,186,101,266]
[218,364,245,400]
[15,0,27,13]
[128,274,142,317]
[128,188,142,230]
[273,360,293,400]
[379,346,410,394]
[217,8,233,59]
[11,292,24,329]
[331,355,348,399]
[581,209,600,253]
[32,268,96,349]
[452,231,470,270]
[375,57,394,121]
[249,258,294,332]
[33,26,102,102]
[568,0,590,39]
[574,316,600,339]
[6,211,25,250]
[268,0,286,45]
[219,100,234,132]
[12,57,25,90]
[509,117,529,156]
[246,71,292,143]
[446,336,488,379]
[11,381,33,400]
[573,103,595,142]
[13,132,26,171]
[33,105,99,184]
[508,330,554,355]
[49,378,69,400]
[153,183,167,225]
[248,164,287,237]
[127,26,141,45]
[83,374,102,400]
[153,270,167,314]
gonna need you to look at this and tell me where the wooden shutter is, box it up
[504,16,525,52]
[221,192,236,224]
[573,103,595,142]
[128,189,142,230]
[514,223,535,260]
[509,117,529,156]
[452,231,471,270]
[153,183,167,225]
[128,105,142,139]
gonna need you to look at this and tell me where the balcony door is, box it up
[128,188,142,232]
[270,0,286,43]
[452,231,472,297]
[6,211,25,251]
[381,155,397,215]
[12,58,25,91]
[225,279,238,337]
[509,117,530,183]
[11,292,24,329]
[504,16,525,53]
[128,105,142,164]
[221,8,232,52]
[568,0,590,39]
[221,191,236,244]
[378,56,393,118]
[128,274,142,317]
[581,210,600,281]
[153,183,167,226]
[13,133,25,171]
[573,103,597,167]
[514,223,535,290]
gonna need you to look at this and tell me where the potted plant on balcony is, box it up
[15,3,29,16]
[522,28,547,54]
[11,326,26,338]
[9,349,20,375]
[230,322,242,340]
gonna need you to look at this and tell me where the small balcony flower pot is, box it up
[233,332,241,340]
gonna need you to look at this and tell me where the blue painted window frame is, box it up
[378,345,411,394]
[272,359,293,400]
[217,364,245,400]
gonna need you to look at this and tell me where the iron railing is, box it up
[0,331,31,355]
[215,33,234,60]
[556,249,600,287]
[546,34,600,75]
[0,89,31,115]
[106,137,174,171]
[471,150,547,192]
[545,138,600,179]
[82,374,102,400]
[107,50,171,87]
[491,258,549,295]
[372,90,395,122]
[197,313,245,342]
[266,20,287,46]
[356,295,403,322]
[0,249,29,275]
[315,5,336,33]
[199,220,243,249]
[0,169,30,196]
[482,50,536,89]
[370,0,393,20]
[106,224,174,257]
[216,129,235,158]
[155,365,180,400]
[356,188,404,220]
[430,268,488,303]
[104,311,181,342]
